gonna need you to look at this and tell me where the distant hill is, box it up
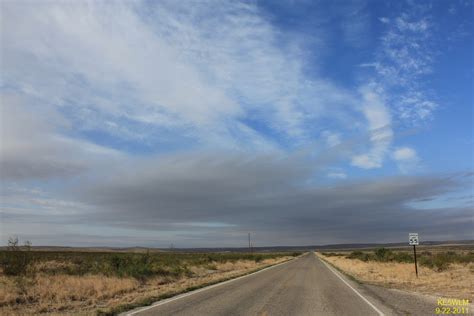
[0,246,163,253]
[167,240,474,252]
[1,240,472,253]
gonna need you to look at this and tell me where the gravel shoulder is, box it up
[317,253,473,315]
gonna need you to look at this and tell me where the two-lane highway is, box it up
[127,253,386,316]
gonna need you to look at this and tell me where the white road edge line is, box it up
[318,254,385,316]
[124,255,301,315]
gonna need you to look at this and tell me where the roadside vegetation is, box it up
[319,247,474,299]
[0,238,300,315]
[322,247,474,271]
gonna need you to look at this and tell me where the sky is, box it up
[0,0,473,248]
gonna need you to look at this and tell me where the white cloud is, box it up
[393,147,417,160]
[392,146,420,173]
[375,10,438,124]
[395,16,429,32]
[1,1,441,178]
[352,4,438,173]
[327,172,347,179]
[1,0,356,151]
[398,90,438,123]
[0,94,121,180]
[350,5,440,170]
[351,84,393,169]
[340,1,370,48]
[2,1,239,125]
[322,131,341,147]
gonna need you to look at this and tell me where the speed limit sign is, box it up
[409,233,419,245]
[409,233,419,277]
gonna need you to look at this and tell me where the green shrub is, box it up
[392,251,413,263]
[0,243,292,280]
[346,251,370,261]
[418,251,473,271]
[374,248,389,261]
[342,247,473,272]
[321,252,344,257]
[204,263,217,270]
[0,237,32,276]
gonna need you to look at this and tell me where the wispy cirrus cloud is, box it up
[375,7,438,124]
[351,84,393,169]
[352,3,440,169]
[1,0,439,174]
[1,0,357,153]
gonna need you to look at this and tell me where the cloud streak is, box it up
[375,6,439,124]
[1,0,358,152]
[2,150,471,246]
[0,94,121,180]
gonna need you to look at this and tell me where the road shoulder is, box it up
[316,253,445,315]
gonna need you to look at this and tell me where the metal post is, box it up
[413,245,418,277]
[248,233,251,252]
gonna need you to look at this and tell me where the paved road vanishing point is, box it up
[125,253,437,316]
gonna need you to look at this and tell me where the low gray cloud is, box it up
[1,115,471,246]
[54,152,473,246]
[0,94,121,180]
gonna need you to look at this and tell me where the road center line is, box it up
[318,254,385,316]
[124,256,300,315]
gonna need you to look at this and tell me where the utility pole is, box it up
[248,233,251,252]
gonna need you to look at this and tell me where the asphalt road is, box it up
[126,253,413,316]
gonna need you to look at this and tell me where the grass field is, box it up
[318,247,473,299]
[0,249,299,315]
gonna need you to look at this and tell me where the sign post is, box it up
[409,233,419,277]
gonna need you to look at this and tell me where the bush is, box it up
[106,254,156,279]
[374,248,389,260]
[321,252,344,257]
[0,245,292,280]
[418,251,474,271]
[346,248,410,263]
[0,237,32,276]
[204,263,217,270]
[346,251,371,261]
[342,247,473,272]
[392,251,413,263]
[419,253,449,271]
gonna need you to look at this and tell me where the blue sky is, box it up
[0,0,472,247]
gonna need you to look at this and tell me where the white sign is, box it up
[409,233,419,245]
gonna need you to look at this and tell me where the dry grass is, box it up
[32,260,79,274]
[317,253,473,299]
[0,257,291,315]
[0,275,139,314]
